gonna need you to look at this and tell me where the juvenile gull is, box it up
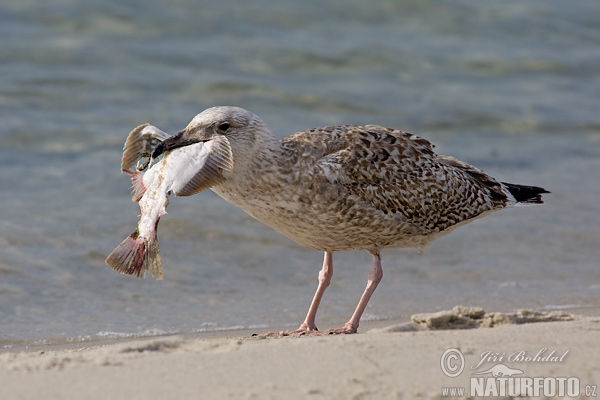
[108,106,549,334]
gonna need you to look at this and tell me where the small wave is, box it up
[191,323,269,333]
[97,323,270,338]
[96,328,177,340]
[542,304,583,310]
[1,324,273,350]
[360,313,387,322]
[1,335,95,349]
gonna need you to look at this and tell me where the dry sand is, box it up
[1,306,598,400]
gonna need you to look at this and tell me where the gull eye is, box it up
[217,122,230,132]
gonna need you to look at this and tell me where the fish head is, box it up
[152,106,274,160]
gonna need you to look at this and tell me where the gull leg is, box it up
[296,251,333,332]
[260,252,380,338]
[332,254,383,334]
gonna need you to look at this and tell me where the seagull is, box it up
[143,106,549,334]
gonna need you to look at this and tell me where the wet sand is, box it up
[2,306,598,400]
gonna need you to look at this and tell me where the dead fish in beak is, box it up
[106,125,233,279]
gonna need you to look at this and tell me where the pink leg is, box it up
[334,254,383,334]
[296,252,333,332]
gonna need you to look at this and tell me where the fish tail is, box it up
[122,169,147,202]
[105,230,163,280]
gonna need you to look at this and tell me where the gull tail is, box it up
[105,230,163,279]
[502,182,550,204]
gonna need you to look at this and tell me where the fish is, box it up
[105,124,234,279]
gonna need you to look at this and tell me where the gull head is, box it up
[152,106,275,159]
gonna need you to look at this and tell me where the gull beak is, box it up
[152,131,201,159]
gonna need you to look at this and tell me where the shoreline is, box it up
[0,317,401,355]
[1,306,598,399]
[2,304,597,353]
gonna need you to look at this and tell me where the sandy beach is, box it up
[2,306,598,400]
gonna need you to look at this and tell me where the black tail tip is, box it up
[502,182,550,204]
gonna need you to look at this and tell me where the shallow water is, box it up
[1,0,599,347]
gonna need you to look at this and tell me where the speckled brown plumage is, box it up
[129,106,549,334]
[209,118,517,257]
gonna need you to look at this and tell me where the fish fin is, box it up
[105,231,164,280]
[174,136,234,197]
[122,169,147,202]
[131,171,146,202]
[144,234,163,280]
[121,124,171,172]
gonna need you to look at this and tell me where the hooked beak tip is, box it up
[151,141,166,159]
[151,130,189,159]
